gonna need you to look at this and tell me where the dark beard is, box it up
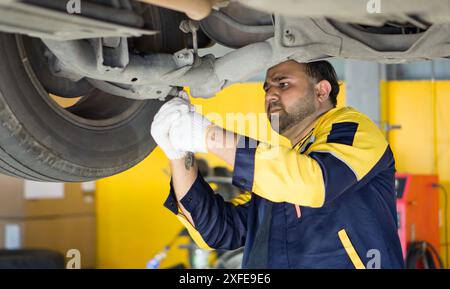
[268,97,316,134]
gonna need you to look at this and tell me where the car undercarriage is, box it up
[0,0,449,181]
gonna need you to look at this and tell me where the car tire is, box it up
[0,33,165,182]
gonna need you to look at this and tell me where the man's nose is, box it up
[265,86,280,103]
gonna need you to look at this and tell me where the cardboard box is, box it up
[0,174,95,218]
[0,215,96,268]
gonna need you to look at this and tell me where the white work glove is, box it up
[150,97,191,160]
[169,108,212,154]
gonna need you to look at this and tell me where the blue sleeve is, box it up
[164,172,249,250]
[232,136,258,192]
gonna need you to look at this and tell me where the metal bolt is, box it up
[284,34,295,45]
[174,50,194,67]
[179,21,190,33]
[179,20,199,33]
[179,20,199,55]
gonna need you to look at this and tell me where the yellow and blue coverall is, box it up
[164,107,404,269]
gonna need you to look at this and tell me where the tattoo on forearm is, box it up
[184,152,194,170]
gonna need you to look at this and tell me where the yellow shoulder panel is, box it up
[307,107,388,180]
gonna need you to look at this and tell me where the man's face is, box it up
[263,60,317,134]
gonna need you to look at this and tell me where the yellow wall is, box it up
[385,81,450,267]
[95,82,345,268]
[96,149,190,268]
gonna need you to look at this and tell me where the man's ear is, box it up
[315,80,332,103]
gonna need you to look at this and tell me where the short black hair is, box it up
[303,61,339,107]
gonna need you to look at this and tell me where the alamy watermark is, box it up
[193,104,283,159]
[66,249,81,269]
[66,0,81,14]
[366,0,381,14]
[366,249,381,269]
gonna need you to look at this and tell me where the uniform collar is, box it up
[292,107,340,150]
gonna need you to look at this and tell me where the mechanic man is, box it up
[151,60,404,269]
